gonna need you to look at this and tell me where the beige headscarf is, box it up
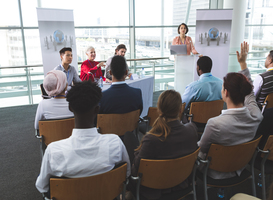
[43,70,67,97]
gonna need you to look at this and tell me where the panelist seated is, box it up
[128,90,198,199]
[54,47,81,90]
[198,42,263,179]
[80,46,111,83]
[34,70,74,130]
[104,44,132,81]
[35,81,131,195]
[182,56,223,112]
[172,23,198,55]
[99,55,143,115]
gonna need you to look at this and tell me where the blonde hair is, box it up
[136,90,182,150]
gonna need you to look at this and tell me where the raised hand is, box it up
[236,41,249,70]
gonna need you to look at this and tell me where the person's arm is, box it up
[105,58,112,80]
[131,135,157,176]
[182,84,198,110]
[237,41,263,120]
[35,147,54,193]
[34,101,44,130]
[188,37,198,54]
[253,75,263,96]
[120,140,131,177]
[72,67,82,83]
[172,36,178,45]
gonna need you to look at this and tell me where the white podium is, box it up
[174,54,198,95]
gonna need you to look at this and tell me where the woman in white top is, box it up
[34,70,74,129]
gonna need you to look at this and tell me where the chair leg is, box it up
[251,149,258,197]
[192,163,197,200]
[261,152,270,200]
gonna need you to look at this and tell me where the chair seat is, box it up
[139,185,193,200]
[254,156,273,174]
[196,168,251,187]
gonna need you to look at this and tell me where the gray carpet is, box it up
[0,93,270,199]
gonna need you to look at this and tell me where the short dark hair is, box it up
[115,44,127,55]
[59,47,72,55]
[268,50,273,64]
[223,73,252,105]
[66,81,102,114]
[110,55,127,80]
[197,56,212,73]
[177,23,189,34]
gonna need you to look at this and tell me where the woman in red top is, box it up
[80,46,111,82]
[172,23,198,55]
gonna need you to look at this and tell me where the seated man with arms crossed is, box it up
[36,81,131,196]
[54,47,81,90]
[182,56,223,111]
[99,55,143,115]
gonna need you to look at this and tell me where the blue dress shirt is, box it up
[182,73,223,109]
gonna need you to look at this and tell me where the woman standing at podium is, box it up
[172,23,198,55]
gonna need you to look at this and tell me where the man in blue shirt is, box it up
[54,47,81,90]
[182,56,223,110]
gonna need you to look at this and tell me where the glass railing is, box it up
[0,54,267,108]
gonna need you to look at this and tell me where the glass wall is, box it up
[0,0,271,107]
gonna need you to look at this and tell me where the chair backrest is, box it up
[189,100,224,123]
[39,118,75,145]
[207,136,262,172]
[138,147,200,189]
[262,135,273,161]
[147,107,159,127]
[50,163,127,200]
[264,93,273,109]
[97,109,140,136]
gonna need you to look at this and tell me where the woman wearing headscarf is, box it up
[34,70,74,130]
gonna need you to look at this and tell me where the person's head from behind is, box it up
[43,70,67,97]
[115,44,127,57]
[265,50,273,68]
[66,81,102,125]
[196,56,212,76]
[110,55,127,81]
[59,47,72,64]
[151,90,183,139]
[222,73,252,106]
[177,23,188,35]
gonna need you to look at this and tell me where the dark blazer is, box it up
[99,83,143,115]
[131,120,198,199]
[256,107,273,149]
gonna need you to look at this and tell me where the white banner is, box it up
[37,8,78,76]
[195,9,233,80]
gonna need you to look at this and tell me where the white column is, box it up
[224,0,247,72]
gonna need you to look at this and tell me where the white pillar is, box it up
[224,0,247,72]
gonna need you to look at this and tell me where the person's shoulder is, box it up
[81,60,88,65]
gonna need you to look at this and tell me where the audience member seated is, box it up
[34,70,74,130]
[54,47,81,90]
[182,56,222,111]
[126,90,198,200]
[35,81,131,195]
[80,46,111,83]
[253,50,273,104]
[104,44,132,80]
[99,55,143,115]
[198,42,263,179]
[255,107,273,149]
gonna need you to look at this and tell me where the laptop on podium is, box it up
[170,44,187,55]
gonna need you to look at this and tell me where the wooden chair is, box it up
[187,100,224,133]
[197,136,262,200]
[131,148,200,200]
[261,93,273,113]
[254,135,273,200]
[35,118,75,157]
[97,109,140,137]
[46,163,127,200]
